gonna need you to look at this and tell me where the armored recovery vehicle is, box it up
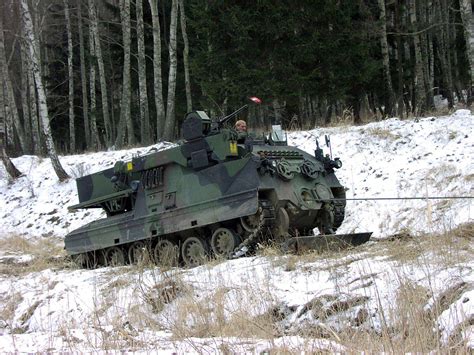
[65,105,371,268]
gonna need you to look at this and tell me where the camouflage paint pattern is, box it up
[65,111,347,259]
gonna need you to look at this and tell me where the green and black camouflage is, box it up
[65,109,370,268]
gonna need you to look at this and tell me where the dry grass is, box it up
[367,127,401,141]
[0,234,67,275]
[0,223,472,352]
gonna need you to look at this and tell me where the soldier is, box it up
[235,120,247,143]
[235,120,247,132]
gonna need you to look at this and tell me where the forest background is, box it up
[0,0,473,180]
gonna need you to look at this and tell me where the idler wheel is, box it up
[181,236,208,267]
[273,207,290,239]
[128,241,150,265]
[153,239,179,267]
[105,246,125,267]
[211,228,239,257]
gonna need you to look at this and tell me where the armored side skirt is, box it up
[65,189,258,255]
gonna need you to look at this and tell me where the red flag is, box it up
[249,96,262,104]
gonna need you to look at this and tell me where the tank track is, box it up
[333,202,345,230]
[231,199,275,258]
[331,188,346,231]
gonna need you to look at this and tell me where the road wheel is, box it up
[128,241,150,265]
[211,228,239,257]
[153,239,179,267]
[181,236,208,267]
[105,246,125,267]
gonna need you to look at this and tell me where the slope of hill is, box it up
[0,111,472,352]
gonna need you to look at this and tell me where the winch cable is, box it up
[317,196,474,201]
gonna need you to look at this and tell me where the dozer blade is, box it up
[283,232,372,253]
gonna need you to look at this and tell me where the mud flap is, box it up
[283,232,372,253]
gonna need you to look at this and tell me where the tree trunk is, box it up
[20,0,69,181]
[378,0,396,117]
[0,14,21,178]
[394,0,405,118]
[0,105,22,179]
[64,0,75,152]
[179,0,192,112]
[27,46,41,154]
[77,0,90,148]
[163,0,179,141]
[88,0,100,150]
[408,0,426,115]
[89,0,112,147]
[0,15,27,153]
[20,27,32,154]
[460,0,474,104]
[420,0,434,110]
[148,0,166,139]
[117,0,134,147]
[136,0,151,145]
[436,0,454,108]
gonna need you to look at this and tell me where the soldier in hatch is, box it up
[235,120,247,132]
[235,119,248,143]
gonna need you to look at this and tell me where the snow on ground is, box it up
[0,110,473,352]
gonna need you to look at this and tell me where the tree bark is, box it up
[77,0,90,148]
[163,0,179,141]
[0,105,22,179]
[436,0,454,108]
[88,0,100,150]
[420,0,434,110]
[0,11,21,178]
[27,46,41,154]
[378,0,396,117]
[136,0,151,145]
[20,44,32,153]
[460,0,474,104]
[20,0,69,181]
[179,0,192,112]
[89,0,112,147]
[116,0,134,147]
[408,0,426,115]
[148,0,166,139]
[64,0,75,152]
[394,0,405,118]
[0,14,27,153]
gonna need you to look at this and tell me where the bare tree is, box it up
[64,0,75,152]
[89,0,112,147]
[408,0,426,115]
[20,0,69,181]
[23,27,41,155]
[0,15,21,178]
[148,0,166,139]
[179,0,192,112]
[0,13,27,153]
[0,105,22,179]
[163,0,179,141]
[378,0,396,117]
[87,0,100,150]
[136,0,151,145]
[116,0,134,147]
[460,0,474,103]
[77,0,90,148]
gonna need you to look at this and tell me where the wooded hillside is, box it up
[0,0,473,158]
